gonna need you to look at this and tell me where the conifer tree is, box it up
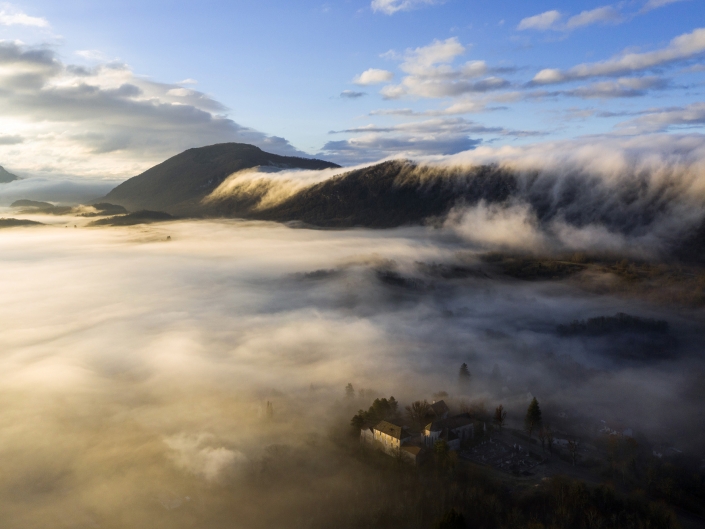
[524,397,542,442]
[458,363,471,386]
[493,404,507,432]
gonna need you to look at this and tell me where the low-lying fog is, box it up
[0,219,703,527]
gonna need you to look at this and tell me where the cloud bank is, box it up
[0,41,307,180]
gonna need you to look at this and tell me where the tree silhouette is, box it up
[524,397,542,442]
[493,404,507,432]
[545,425,554,455]
[345,383,355,399]
[435,509,466,529]
[538,427,547,451]
[405,400,431,430]
[458,363,471,385]
[568,439,579,466]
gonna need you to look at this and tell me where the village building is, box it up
[371,420,412,455]
[429,400,450,419]
[422,413,474,450]
[360,420,428,464]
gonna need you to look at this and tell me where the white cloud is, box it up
[0,41,309,179]
[565,76,669,99]
[517,10,562,31]
[641,0,690,12]
[0,4,49,27]
[176,78,198,85]
[565,6,621,29]
[371,0,444,15]
[532,27,705,84]
[353,68,394,85]
[615,102,705,134]
[376,38,510,100]
[75,50,110,62]
[519,6,621,32]
[165,434,246,483]
[322,116,545,163]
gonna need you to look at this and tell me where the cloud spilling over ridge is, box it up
[204,165,362,210]
[0,41,308,179]
[210,134,705,258]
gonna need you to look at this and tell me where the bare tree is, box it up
[405,400,431,430]
[545,425,554,455]
[524,397,542,443]
[567,439,579,466]
[493,405,507,433]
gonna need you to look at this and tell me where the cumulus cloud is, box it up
[353,68,394,85]
[0,4,49,27]
[531,27,705,84]
[517,10,562,31]
[371,0,444,15]
[518,6,622,31]
[0,41,308,179]
[565,6,622,29]
[377,38,510,100]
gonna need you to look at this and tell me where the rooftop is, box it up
[374,420,409,440]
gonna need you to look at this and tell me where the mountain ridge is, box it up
[0,165,19,184]
[102,143,340,215]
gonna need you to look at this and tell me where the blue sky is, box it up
[0,0,703,177]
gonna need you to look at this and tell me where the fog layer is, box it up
[0,218,703,527]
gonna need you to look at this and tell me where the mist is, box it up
[0,215,703,527]
[0,176,121,206]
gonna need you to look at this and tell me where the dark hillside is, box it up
[102,143,339,215]
[240,161,517,228]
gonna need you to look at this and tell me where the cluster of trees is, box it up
[344,442,680,529]
[350,397,400,431]
[557,313,669,336]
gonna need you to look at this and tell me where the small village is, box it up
[347,362,699,492]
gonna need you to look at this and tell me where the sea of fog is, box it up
[0,219,703,527]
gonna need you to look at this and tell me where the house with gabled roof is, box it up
[429,400,450,419]
[372,420,412,455]
[422,412,474,450]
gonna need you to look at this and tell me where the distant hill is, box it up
[102,143,340,215]
[88,210,175,227]
[11,199,53,208]
[0,166,19,183]
[0,218,43,228]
